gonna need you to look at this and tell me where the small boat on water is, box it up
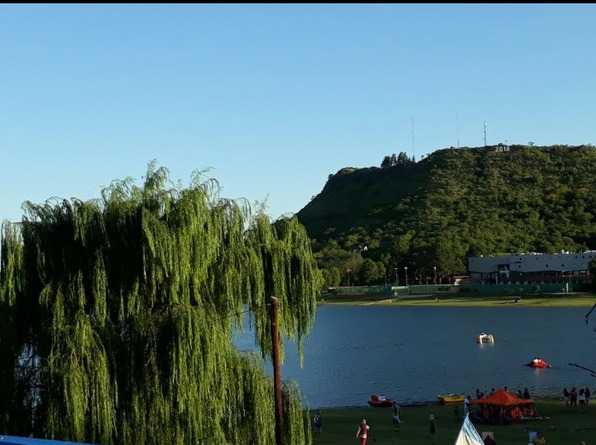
[475,332,495,343]
[437,393,465,404]
[368,394,393,407]
[525,357,551,368]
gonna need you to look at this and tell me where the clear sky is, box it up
[2,4,596,224]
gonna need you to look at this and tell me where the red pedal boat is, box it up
[525,357,551,368]
[368,394,393,407]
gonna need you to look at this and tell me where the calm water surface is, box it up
[233,306,595,408]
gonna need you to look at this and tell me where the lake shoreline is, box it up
[317,395,565,410]
[318,292,596,308]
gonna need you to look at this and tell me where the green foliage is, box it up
[321,266,341,288]
[0,161,322,445]
[299,145,596,282]
[357,259,375,285]
[380,152,413,168]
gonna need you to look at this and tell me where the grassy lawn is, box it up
[311,400,596,445]
[319,293,596,308]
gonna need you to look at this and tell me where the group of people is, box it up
[310,399,591,445]
[469,403,537,425]
[312,409,587,445]
[563,387,592,412]
[352,408,543,445]
[312,395,588,444]
[473,386,531,400]
[516,388,532,399]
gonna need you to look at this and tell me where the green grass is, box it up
[310,400,596,445]
[319,293,596,308]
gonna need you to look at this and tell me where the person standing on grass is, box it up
[392,400,401,431]
[429,414,437,444]
[579,389,587,412]
[313,410,322,439]
[356,418,370,445]
[570,387,578,412]
[564,388,570,410]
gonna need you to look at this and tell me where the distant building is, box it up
[468,250,595,284]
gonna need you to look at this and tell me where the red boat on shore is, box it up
[525,357,551,368]
[368,394,393,407]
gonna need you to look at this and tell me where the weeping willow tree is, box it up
[0,160,323,445]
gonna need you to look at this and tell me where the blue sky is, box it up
[2,4,596,224]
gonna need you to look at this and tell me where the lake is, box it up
[233,305,595,408]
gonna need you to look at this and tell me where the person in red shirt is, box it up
[356,419,370,445]
[510,406,522,419]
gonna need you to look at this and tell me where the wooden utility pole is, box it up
[270,296,284,445]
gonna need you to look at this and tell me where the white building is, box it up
[468,250,596,283]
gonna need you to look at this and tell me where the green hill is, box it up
[296,144,596,287]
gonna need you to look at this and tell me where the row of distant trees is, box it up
[318,253,596,290]
[380,151,415,167]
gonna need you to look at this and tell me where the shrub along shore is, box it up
[310,399,596,445]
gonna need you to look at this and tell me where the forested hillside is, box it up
[296,144,596,287]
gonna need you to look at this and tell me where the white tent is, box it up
[454,414,484,445]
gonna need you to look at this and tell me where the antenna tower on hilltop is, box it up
[483,121,487,146]
[456,112,460,148]
[411,116,415,160]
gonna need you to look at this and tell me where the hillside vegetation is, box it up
[296,144,596,287]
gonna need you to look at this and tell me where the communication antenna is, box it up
[411,116,415,161]
[456,112,460,148]
[483,121,487,146]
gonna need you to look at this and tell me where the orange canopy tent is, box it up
[471,389,534,406]
[470,389,537,424]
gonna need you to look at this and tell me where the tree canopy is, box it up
[0,161,322,445]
